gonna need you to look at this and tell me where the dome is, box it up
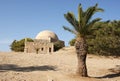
[35,30,59,42]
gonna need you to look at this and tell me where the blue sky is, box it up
[0,0,120,51]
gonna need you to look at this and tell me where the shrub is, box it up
[54,41,64,51]
[87,36,120,56]
[69,38,76,46]
[69,20,120,56]
[10,38,33,52]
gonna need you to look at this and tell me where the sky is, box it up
[0,0,120,52]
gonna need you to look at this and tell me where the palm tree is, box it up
[63,4,104,77]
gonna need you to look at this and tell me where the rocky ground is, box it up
[0,46,120,81]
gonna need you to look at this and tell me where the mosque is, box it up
[24,30,64,54]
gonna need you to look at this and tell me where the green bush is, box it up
[88,21,120,56]
[69,20,120,56]
[87,35,120,56]
[54,41,64,51]
[69,38,76,46]
[10,38,33,52]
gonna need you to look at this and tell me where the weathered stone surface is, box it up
[24,30,64,54]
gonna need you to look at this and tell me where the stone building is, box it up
[24,30,64,54]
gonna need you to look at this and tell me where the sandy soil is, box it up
[0,46,120,81]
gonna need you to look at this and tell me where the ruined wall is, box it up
[24,39,54,54]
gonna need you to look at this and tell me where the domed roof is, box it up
[35,30,59,42]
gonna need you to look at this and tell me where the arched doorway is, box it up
[49,47,51,53]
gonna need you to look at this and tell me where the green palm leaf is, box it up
[86,18,102,35]
[64,12,79,32]
[63,3,104,38]
[63,26,77,35]
[84,4,104,24]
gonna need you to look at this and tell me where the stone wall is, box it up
[24,39,54,54]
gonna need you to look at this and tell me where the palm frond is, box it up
[88,18,102,27]
[63,26,77,35]
[84,4,104,24]
[63,3,103,38]
[64,12,80,32]
[85,18,102,34]
[96,8,104,12]
[78,4,83,25]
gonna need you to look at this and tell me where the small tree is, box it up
[10,38,33,52]
[54,41,64,51]
[69,38,76,46]
[10,40,17,51]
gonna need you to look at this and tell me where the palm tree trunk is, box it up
[75,37,88,77]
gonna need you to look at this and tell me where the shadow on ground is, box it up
[0,64,57,72]
[95,65,120,79]
[95,73,120,79]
